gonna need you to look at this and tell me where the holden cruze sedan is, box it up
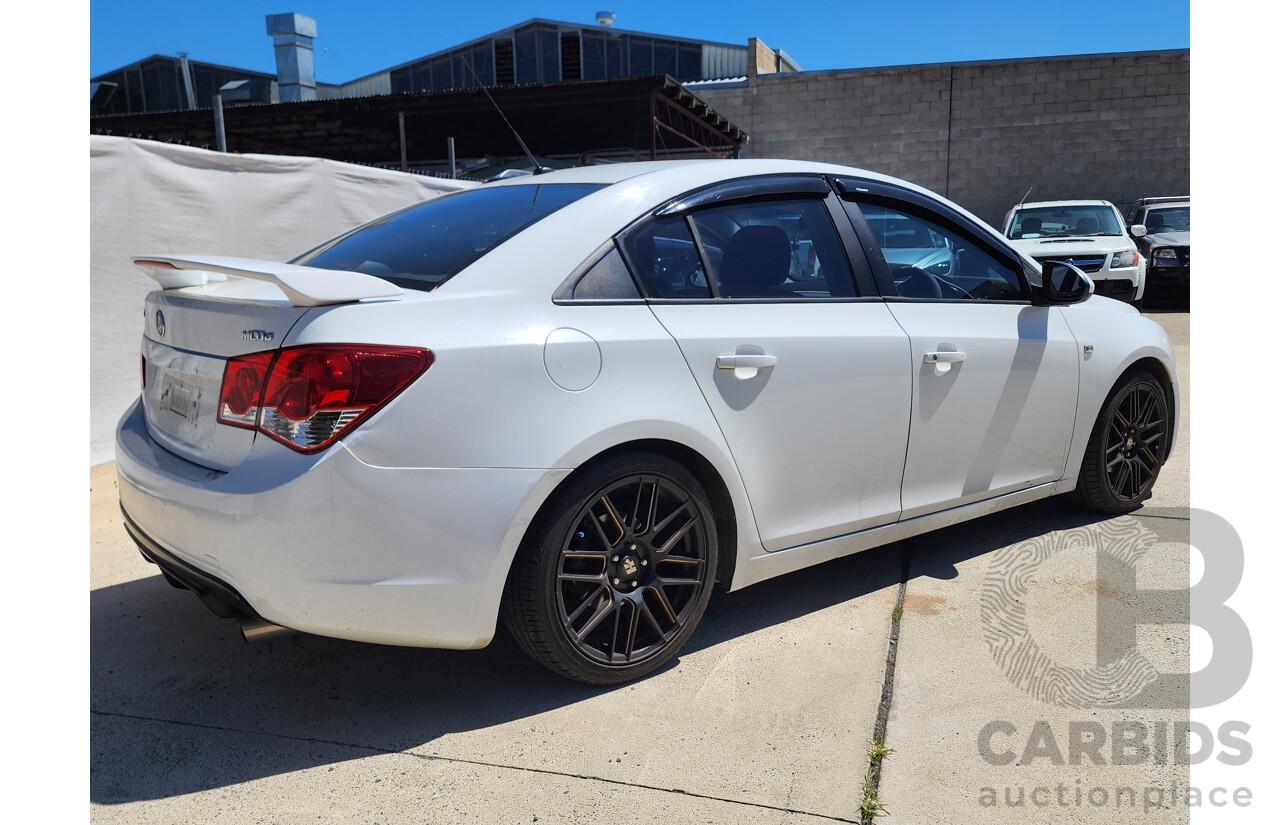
[116,159,1179,684]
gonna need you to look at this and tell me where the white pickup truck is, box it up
[1002,199,1147,305]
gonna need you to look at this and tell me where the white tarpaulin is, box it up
[90,135,476,465]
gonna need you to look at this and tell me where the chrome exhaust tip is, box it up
[238,618,292,642]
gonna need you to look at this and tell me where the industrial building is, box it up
[91,14,797,114]
[90,13,792,176]
[88,12,1188,225]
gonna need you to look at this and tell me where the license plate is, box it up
[158,372,203,421]
[148,367,215,447]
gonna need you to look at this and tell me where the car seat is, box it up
[718,225,794,298]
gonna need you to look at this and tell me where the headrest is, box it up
[719,225,791,293]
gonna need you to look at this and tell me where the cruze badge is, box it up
[155,309,166,338]
[241,330,276,342]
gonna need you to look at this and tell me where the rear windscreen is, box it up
[297,183,605,291]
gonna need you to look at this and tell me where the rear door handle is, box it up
[923,350,966,374]
[923,351,966,364]
[716,353,777,380]
[716,355,778,370]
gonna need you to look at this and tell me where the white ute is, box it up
[1003,199,1147,305]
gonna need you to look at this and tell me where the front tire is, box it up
[1073,370,1170,513]
[503,452,718,685]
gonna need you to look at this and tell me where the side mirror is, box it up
[1129,224,1148,238]
[1042,260,1094,304]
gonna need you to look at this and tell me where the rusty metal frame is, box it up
[649,90,740,161]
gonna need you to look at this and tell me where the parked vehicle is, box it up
[117,160,1179,684]
[1002,200,1147,305]
[1124,197,1190,306]
[862,210,958,284]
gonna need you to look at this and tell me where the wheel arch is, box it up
[504,438,741,598]
[1059,346,1180,497]
[1069,355,1176,512]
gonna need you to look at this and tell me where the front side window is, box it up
[858,204,1026,301]
[1008,204,1122,238]
[298,183,604,291]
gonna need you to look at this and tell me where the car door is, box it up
[620,178,913,552]
[837,179,1080,520]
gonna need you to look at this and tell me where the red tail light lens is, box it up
[218,345,431,452]
[218,351,275,427]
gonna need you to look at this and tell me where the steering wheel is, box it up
[891,264,943,299]
[935,278,969,299]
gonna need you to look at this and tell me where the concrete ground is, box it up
[90,312,1190,824]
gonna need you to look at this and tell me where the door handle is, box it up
[923,350,966,374]
[716,353,777,380]
[716,355,778,370]
[923,351,966,364]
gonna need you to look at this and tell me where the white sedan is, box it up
[116,159,1179,684]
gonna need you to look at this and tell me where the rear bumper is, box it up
[122,506,267,623]
[115,398,568,649]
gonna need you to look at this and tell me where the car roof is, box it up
[483,159,723,185]
[486,158,933,195]
[488,158,1007,236]
[1012,200,1115,209]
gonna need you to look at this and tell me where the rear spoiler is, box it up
[133,255,403,307]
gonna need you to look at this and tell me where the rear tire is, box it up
[503,452,718,685]
[1073,370,1170,513]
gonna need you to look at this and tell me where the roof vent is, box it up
[596,11,616,27]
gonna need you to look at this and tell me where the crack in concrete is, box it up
[860,541,912,824]
[91,708,860,823]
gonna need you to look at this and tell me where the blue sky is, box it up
[91,0,1189,81]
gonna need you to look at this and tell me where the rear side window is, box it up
[689,199,856,299]
[298,184,605,291]
[620,215,711,298]
[621,198,857,300]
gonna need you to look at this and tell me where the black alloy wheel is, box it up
[503,452,718,685]
[1074,370,1170,513]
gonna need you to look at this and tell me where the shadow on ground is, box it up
[91,495,1167,805]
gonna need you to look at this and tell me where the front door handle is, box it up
[923,350,966,374]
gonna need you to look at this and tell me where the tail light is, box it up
[217,344,431,452]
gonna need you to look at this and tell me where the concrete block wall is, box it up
[695,50,1189,228]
